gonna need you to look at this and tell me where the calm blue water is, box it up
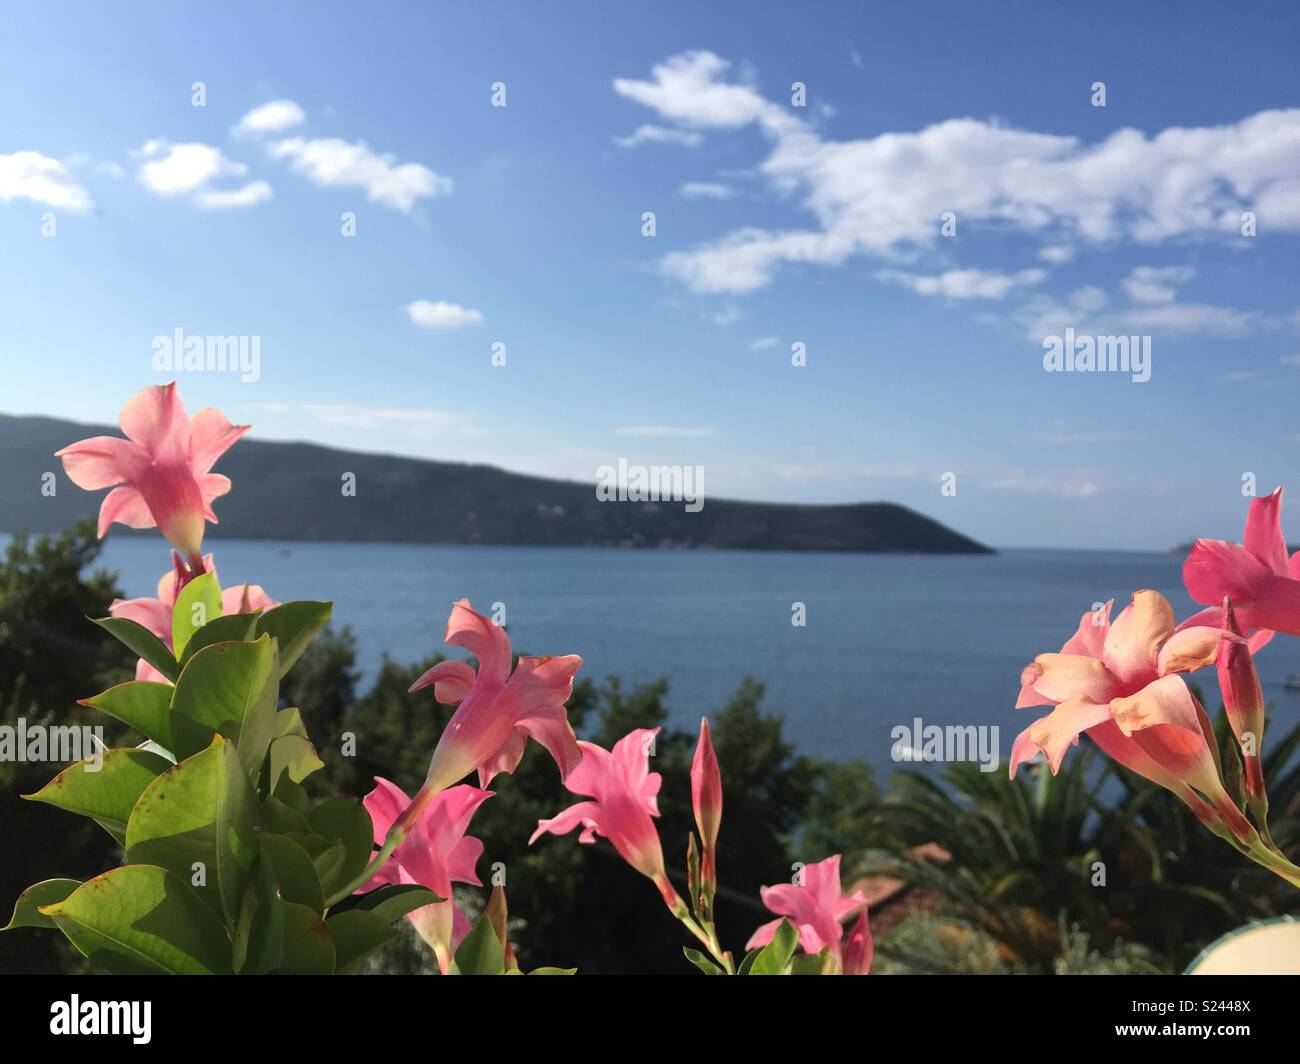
[69,540,1300,771]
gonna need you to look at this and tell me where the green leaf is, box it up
[169,635,279,774]
[172,571,222,659]
[256,601,332,678]
[307,798,373,897]
[91,616,178,683]
[449,913,505,975]
[279,901,335,974]
[2,879,81,931]
[180,611,261,666]
[125,736,262,928]
[351,884,442,923]
[262,793,311,834]
[789,949,829,975]
[269,735,324,789]
[24,748,171,833]
[747,918,799,975]
[258,833,324,911]
[41,865,232,974]
[683,947,726,975]
[288,832,348,893]
[528,966,578,975]
[80,681,175,749]
[326,910,397,974]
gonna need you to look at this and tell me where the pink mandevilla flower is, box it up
[402,599,581,828]
[530,727,683,911]
[1183,486,1300,647]
[358,777,492,975]
[747,854,869,969]
[109,560,277,682]
[1010,589,1253,841]
[55,382,248,566]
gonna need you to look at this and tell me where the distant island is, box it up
[0,413,993,554]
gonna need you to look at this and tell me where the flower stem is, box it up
[323,824,407,906]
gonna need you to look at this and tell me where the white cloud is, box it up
[1122,265,1196,303]
[614,125,703,148]
[749,336,780,350]
[195,181,274,209]
[233,100,306,137]
[405,300,483,329]
[617,51,1300,293]
[1039,245,1075,264]
[268,136,452,211]
[680,181,733,200]
[876,267,1047,300]
[135,140,268,209]
[615,425,714,439]
[0,151,92,210]
[1281,353,1300,366]
[1017,284,1254,340]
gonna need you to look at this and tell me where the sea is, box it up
[73,538,1300,776]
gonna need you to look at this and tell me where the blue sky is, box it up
[2,0,1298,549]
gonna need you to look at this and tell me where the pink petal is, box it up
[409,659,477,703]
[1155,626,1224,676]
[1103,590,1174,686]
[529,800,602,845]
[197,473,231,521]
[744,917,784,952]
[361,777,411,843]
[1011,699,1112,774]
[188,407,250,475]
[119,382,190,455]
[1026,653,1120,706]
[443,599,512,683]
[842,911,874,975]
[516,706,582,782]
[55,436,150,490]
[1184,539,1273,607]
[97,486,156,537]
[221,583,278,615]
[109,595,172,642]
[1243,487,1289,575]
[446,836,485,887]
[1060,600,1112,658]
[476,726,527,787]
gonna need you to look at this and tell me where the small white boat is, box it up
[1284,675,1300,691]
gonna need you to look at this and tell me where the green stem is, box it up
[323,824,407,907]
[677,911,734,973]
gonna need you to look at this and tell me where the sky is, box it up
[1,0,1298,549]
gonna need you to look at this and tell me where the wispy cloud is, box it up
[232,100,306,137]
[615,51,1300,295]
[613,124,703,148]
[0,151,92,210]
[748,335,780,350]
[1122,265,1195,304]
[876,267,1047,300]
[268,136,451,212]
[405,300,483,328]
[134,139,268,209]
[680,180,732,200]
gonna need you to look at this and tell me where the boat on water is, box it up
[1284,675,1300,691]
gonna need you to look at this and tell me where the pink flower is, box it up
[1183,487,1300,647]
[403,599,581,825]
[358,777,492,975]
[1010,590,1253,842]
[109,558,277,682]
[746,855,868,965]
[841,911,874,976]
[530,728,682,911]
[1219,599,1267,801]
[56,382,248,562]
[691,717,722,892]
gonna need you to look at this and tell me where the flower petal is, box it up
[529,800,601,844]
[443,599,512,684]
[1244,487,1289,575]
[1109,674,1206,739]
[1027,653,1120,705]
[1009,699,1111,774]
[98,486,157,537]
[55,436,151,490]
[189,407,250,475]
[409,660,477,703]
[1103,590,1174,684]
[1155,626,1225,676]
[119,381,189,454]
